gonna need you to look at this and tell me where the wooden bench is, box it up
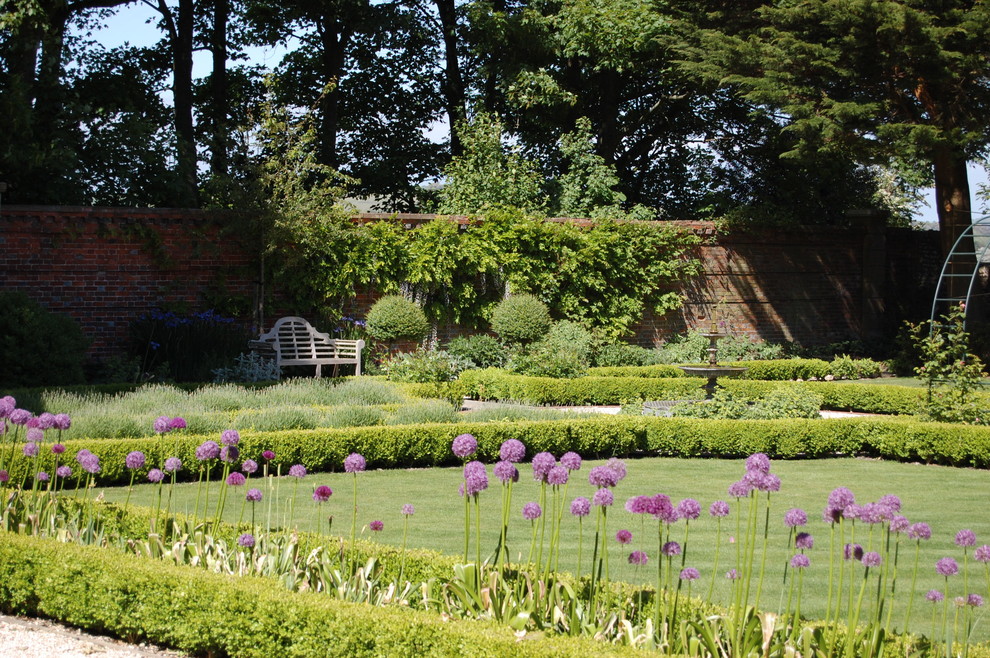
[248,316,365,377]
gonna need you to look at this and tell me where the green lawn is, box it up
[93,455,990,639]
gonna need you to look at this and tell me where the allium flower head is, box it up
[791,554,811,569]
[196,441,220,461]
[861,551,882,568]
[241,459,257,474]
[547,465,569,486]
[531,452,556,481]
[221,429,240,446]
[626,495,655,515]
[313,485,332,502]
[858,503,888,524]
[592,488,614,507]
[726,569,739,580]
[262,450,276,461]
[22,442,38,457]
[55,465,72,479]
[36,412,56,430]
[652,494,678,523]
[605,458,627,482]
[844,544,864,561]
[784,508,808,527]
[629,551,648,566]
[288,464,306,478]
[974,545,990,563]
[451,433,477,458]
[76,448,92,462]
[493,460,519,483]
[728,480,753,499]
[843,504,862,520]
[53,413,71,430]
[571,497,591,517]
[677,498,701,521]
[147,468,165,483]
[402,504,415,516]
[588,465,619,488]
[878,494,901,513]
[0,396,14,418]
[662,541,681,556]
[828,487,856,511]
[464,460,486,479]
[168,417,186,430]
[908,523,932,541]
[370,520,383,532]
[680,567,701,581]
[560,451,582,471]
[926,590,945,603]
[344,452,366,473]
[890,515,910,533]
[26,428,44,442]
[226,472,246,486]
[80,453,100,474]
[161,457,181,473]
[745,453,771,474]
[710,500,730,517]
[955,529,977,547]
[464,468,489,496]
[936,557,959,576]
[125,451,146,470]
[522,502,542,520]
[51,443,65,455]
[10,409,32,425]
[238,533,255,548]
[153,416,172,434]
[795,532,814,550]
[246,488,263,502]
[499,439,526,463]
[220,445,239,463]
[616,529,633,544]
[0,470,7,483]
[968,594,984,607]
[36,471,49,482]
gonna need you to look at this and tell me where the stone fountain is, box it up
[677,329,748,399]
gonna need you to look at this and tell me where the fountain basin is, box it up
[677,366,749,379]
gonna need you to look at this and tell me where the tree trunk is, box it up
[318,17,349,168]
[435,0,465,156]
[210,0,230,177]
[933,145,974,302]
[172,0,199,206]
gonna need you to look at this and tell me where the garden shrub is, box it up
[587,364,686,378]
[235,406,329,431]
[592,343,662,367]
[386,399,459,425]
[129,309,249,383]
[490,294,552,344]
[508,346,588,379]
[0,291,89,388]
[385,348,471,383]
[324,405,388,428]
[446,334,508,368]
[539,321,595,363]
[671,388,823,420]
[212,352,281,383]
[323,378,407,406]
[364,295,430,342]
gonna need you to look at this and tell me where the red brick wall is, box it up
[0,207,939,361]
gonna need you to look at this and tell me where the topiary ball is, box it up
[365,295,430,342]
[490,294,552,344]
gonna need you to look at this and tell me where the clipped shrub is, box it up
[0,291,90,388]
[324,378,407,406]
[324,405,388,428]
[593,343,662,367]
[508,348,588,379]
[540,321,595,363]
[386,400,460,425]
[385,348,471,383]
[234,406,328,431]
[490,294,552,344]
[671,388,823,420]
[446,334,508,369]
[364,295,430,342]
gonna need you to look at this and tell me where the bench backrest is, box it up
[257,317,364,360]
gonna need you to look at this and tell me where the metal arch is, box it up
[930,215,990,330]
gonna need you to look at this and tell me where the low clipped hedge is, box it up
[586,358,873,381]
[0,532,642,658]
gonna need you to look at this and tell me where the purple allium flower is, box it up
[843,504,862,521]
[220,445,239,463]
[0,471,7,483]
[238,459,256,475]
[75,448,92,462]
[238,533,255,548]
[80,453,100,474]
[784,508,807,527]
[147,468,165,483]
[844,544,864,561]
[26,428,43,442]
[975,545,990,563]
[499,439,526,463]
[196,440,221,461]
[861,551,882,568]
[822,506,843,524]
[560,451,582,471]
[795,532,814,550]
[153,416,171,434]
[592,488,614,507]
[246,488,263,502]
[169,417,186,430]
[53,413,71,430]
[588,465,619,488]
[629,551,648,566]
[226,472,246,486]
[464,463,489,496]
[36,471,49,482]
[728,480,752,498]
[571,497,591,517]
[221,429,240,446]
[451,433,477,458]
[680,567,701,581]
[726,569,739,580]
[859,502,888,524]
[51,443,65,455]
[890,515,910,533]
[522,502,542,520]
[710,500,730,517]
[402,504,415,516]
[652,494,678,523]
[344,452,366,473]
[370,520,384,532]
[288,464,306,478]
[605,458,627,482]
[22,442,38,457]
[10,409,31,425]
[908,523,932,541]
[955,529,977,547]
[745,453,771,474]
[0,397,14,418]
[616,529,633,544]
[791,553,811,569]
[662,541,681,557]
[878,494,901,513]
[125,451,146,470]
[55,465,72,479]
[547,465,569,486]
[493,460,519,483]
[828,487,855,511]
[677,498,701,521]
[936,557,959,577]
[968,594,984,607]
[36,412,56,430]
[626,495,654,514]
[164,457,182,472]
[262,450,276,461]
[926,590,945,603]
[531,452,556,481]
[313,485,333,502]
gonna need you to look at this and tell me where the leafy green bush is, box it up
[508,348,588,379]
[365,295,430,342]
[671,388,823,420]
[385,349,470,383]
[490,294,552,344]
[592,343,662,367]
[0,291,89,388]
[446,334,508,368]
[739,359,831,380]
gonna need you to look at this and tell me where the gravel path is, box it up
[0,615,186,657]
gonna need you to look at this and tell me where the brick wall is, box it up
[0,207,940,362]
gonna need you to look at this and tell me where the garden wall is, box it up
[0,206,940,360]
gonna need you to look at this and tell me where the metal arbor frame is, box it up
[930,215,990,330]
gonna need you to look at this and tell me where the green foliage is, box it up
[490,294,552,344]
[592,343,663,368]
[446,335,508,369]
[508,348,589,380]
[0,291,89,388]
[364,295,430,342]
[671,388,823,420]
[385,349,470,383]
[541,321,595,363]
[385,400,460,425]
[212,352,281,383]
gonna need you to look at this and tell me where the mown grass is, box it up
[93,455,990,640]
